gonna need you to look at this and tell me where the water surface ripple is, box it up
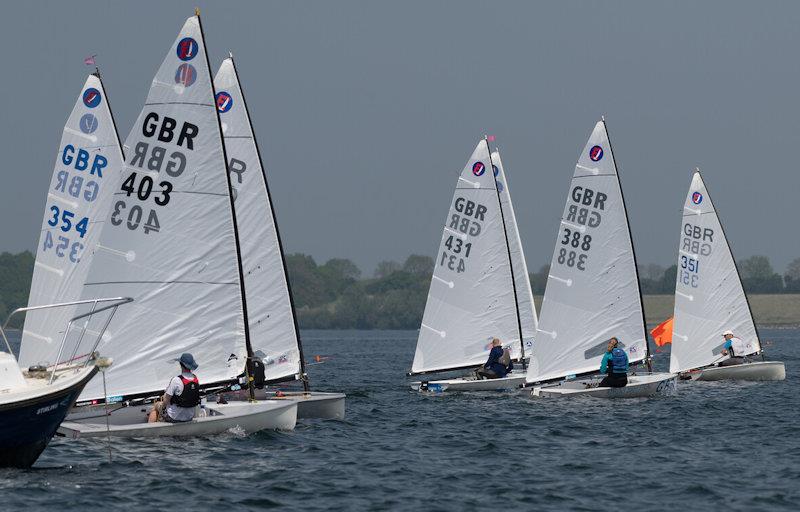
[1,329,798,511]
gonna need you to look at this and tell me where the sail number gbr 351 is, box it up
[439,197,485,274]
[112,113,196,235]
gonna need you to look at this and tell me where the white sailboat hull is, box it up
[207,390,346,420]
[58,400,297,438]
[686,361,786,381]
[411,372,526,392]
[527,372,677,399]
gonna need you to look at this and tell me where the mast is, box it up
[694,168,765,360]
[227,55,311,392]
[603,117,652,371]
[198,14,256,401]
[488,143,526,369]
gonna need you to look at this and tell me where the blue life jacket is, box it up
[610,348,628,373]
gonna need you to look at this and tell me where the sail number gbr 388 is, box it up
[112,113,195,234]
[557,185,606,271]
[439,197,485,274]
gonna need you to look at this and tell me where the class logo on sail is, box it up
[492,165,500,177]
[82,88,102,108]
[472,162,485,176]
[216,92,233,113]
[176,37,198,61]
[589,145,603,162]
[691,192,703,204]
[175,64,197,87]
[79,113,98,134]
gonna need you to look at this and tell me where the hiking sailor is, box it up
[148,353,201,423]
[477,338,513,379]
[719,329,748,367]
[598,338,628,388]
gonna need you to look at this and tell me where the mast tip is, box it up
[195,7,200,16]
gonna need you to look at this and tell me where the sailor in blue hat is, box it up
[148,353,201,423]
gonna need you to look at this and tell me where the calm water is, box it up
[1,329,799,511]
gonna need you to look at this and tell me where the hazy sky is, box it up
[1,1,799,275]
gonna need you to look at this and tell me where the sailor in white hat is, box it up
[719,330,747,366]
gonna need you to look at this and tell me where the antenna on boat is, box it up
[603,118,653,372]
[486,136,527,369]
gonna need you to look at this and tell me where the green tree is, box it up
[403,254,434,275]
[738,255,783,293]
[785,257,800,292]
[374,260,401,278]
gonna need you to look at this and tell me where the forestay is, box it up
[527,120,647,383]
[20,74,124,368]
[411,140,520,374]
[492,150,537,357]
[78,16,248,400]
[213,57,302,383]
[669,171,760,373]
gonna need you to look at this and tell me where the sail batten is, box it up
[669,171,760,373]
[527,121,647,384]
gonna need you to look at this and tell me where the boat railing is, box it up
[0,297,133,384]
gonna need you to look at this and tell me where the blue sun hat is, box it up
[176,353,198,371]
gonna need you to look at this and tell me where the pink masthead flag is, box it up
[84,54,96,66]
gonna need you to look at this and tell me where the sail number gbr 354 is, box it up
[111,113,195,235]
[440,197,485,274]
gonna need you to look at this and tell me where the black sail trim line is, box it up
[227,57,310,391]
[196,15,256,400]
[603,119,652,371]
[93,71,126,163]
[693,169,765,360]
[488,144,527,369]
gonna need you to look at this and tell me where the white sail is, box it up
[669,171,760,373]
[527,120,647,383]
[411,140,520,374]
[19,74,124,368]
[213,57,302,383]
[78,16,248,400]
[492,150,538,357]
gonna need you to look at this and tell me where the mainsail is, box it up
[78,16,249,400]
[213,57,304,384]
[527,120,648,383]
[19,74,124,368]
[669,170,760,373]
[492,149,538,357]
[411,140,521,374]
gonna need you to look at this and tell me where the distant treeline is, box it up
[0,251,798,330]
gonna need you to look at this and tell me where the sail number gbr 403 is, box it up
[440,197,485,274]
[557,185,606,272]
[111,113,195,235]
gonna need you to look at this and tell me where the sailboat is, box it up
[208,56,345,418]
[1,74,131,467]
[669,170,785,381]
[525,119,676,398]
[58,14,297,437]
[409,138,534,392]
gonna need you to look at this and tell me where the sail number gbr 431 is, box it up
[439,197,485,274]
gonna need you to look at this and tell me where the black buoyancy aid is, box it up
[171,375,200,408]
